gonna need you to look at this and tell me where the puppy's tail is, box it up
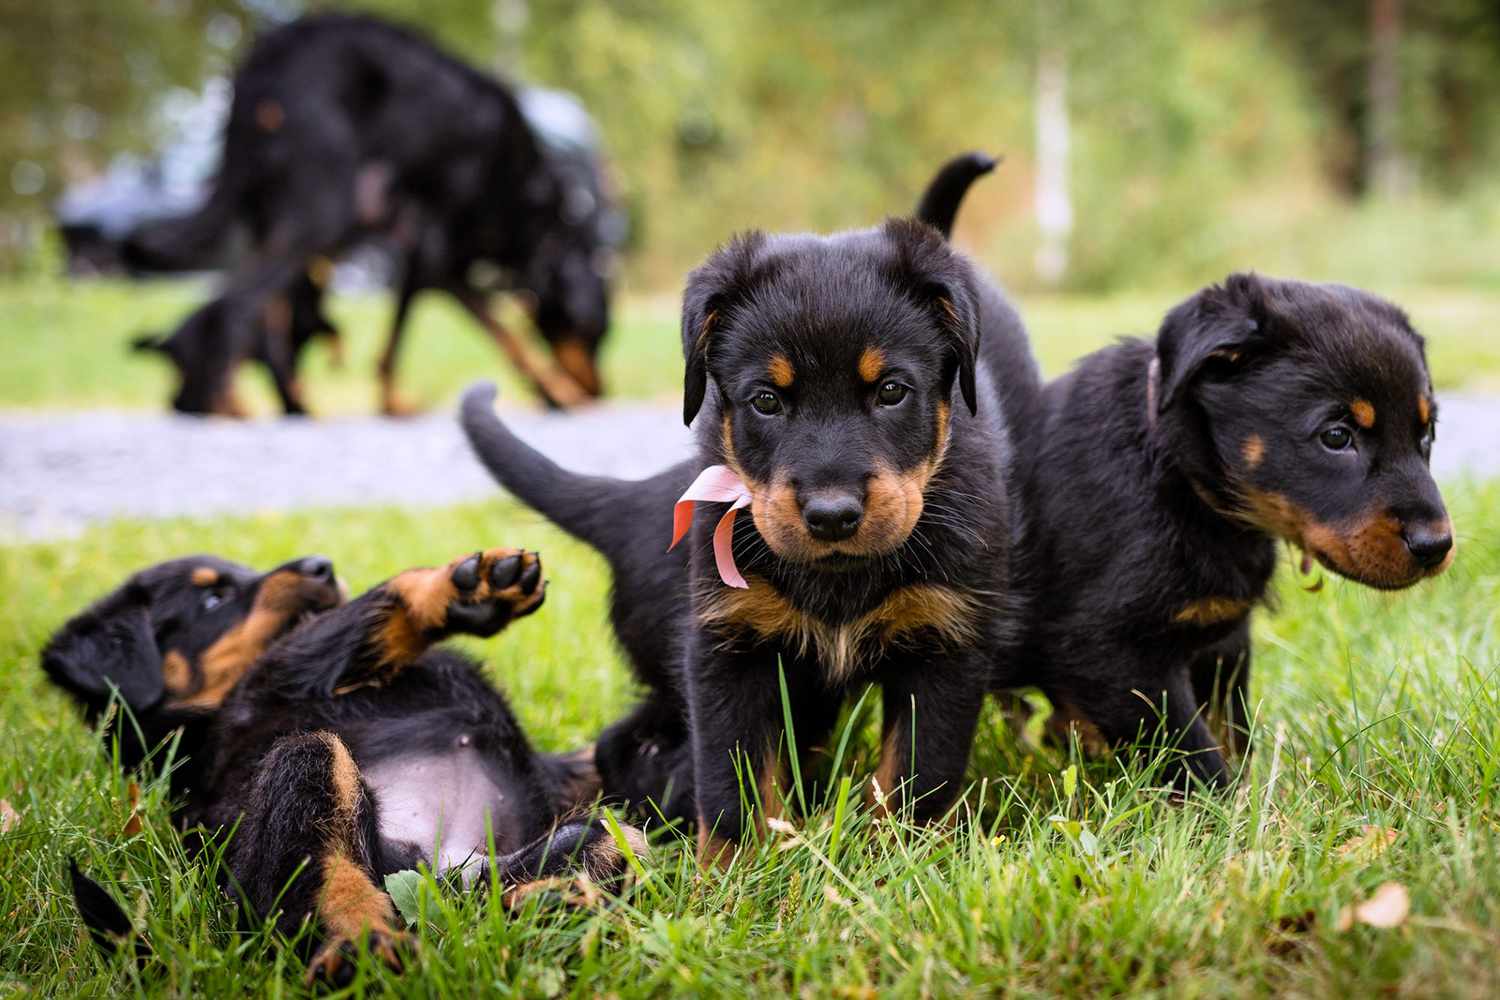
[915,151,999,238]
[68,860,151,967]
[460,381,689,562]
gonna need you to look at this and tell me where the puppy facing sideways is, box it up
[464,153,1040,865]
[1000,273,1454,788]
[45,550,641,984]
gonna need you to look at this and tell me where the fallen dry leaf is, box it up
[1335,825,1399,861]
[0,799,19,833]
[1337,881,1410,932]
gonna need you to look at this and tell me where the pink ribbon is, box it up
[669,465,752,589]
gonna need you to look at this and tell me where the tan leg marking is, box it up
[1173,597,1252,627]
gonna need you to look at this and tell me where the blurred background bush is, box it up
[1,0,1496,294]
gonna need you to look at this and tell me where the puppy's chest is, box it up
[696,577,982,684]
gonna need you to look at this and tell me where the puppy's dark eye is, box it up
[201,589,229,612]
[1319,426,1353,451]
[751,391,782,416]
[876,381,908,407]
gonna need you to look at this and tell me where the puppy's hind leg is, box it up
[479,815,649,908]
[226,731,408,987]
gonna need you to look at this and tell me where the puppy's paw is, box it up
[443,548,545,636]
[305,927,411,987]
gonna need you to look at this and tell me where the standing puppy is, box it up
[464,165,1038,864]
[1002,274,1453,787]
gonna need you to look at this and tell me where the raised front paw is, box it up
[305,927,412,987]
[443,548,545,636]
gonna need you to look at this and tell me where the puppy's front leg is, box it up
[257,549,544,698]
[872,651,987,823]
[683,628,788,869]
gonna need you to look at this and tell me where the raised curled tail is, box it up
[915,151,999,238]
[68,860,151,967]
[460,382,678,558]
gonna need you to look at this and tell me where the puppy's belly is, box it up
[364,748,523,878]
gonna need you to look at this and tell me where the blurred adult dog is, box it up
[462,154,1040,865]
[998,274,1454,788]
[45,548,641,984]
[127,13,620,416]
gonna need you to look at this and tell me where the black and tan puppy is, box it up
[1000,273,1454,787]
[45,550,641,984]
[462,154,1039,865]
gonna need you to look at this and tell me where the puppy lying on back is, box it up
[463,154,1040,865]
[45,549,639,985]
[999,274,1453,787]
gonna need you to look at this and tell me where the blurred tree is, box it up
[1263,0,1500,197]
[0,1,249,235]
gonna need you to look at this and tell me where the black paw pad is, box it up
[451,554,482,592]
[488,553,523,590]
[519,558,542,595]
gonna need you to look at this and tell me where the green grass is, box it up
[3,278,1499,416]
[2,483,1497,997]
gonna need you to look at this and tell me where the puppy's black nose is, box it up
[803,493,863,542]
[1403,524,1453,569]
[297,556,335,581]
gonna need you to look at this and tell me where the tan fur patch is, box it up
[757,744,787,822]
[1350,399,1376,429]
[254,99,284,132]
[767,354,795,388]
[1234,489,1435,588]
[857,346,885,383]
[308,256,334,288]
[319,732,362,817]
[318,853,397,941]
[553,339,601,396]
[697,828,736,870]
[1173,597,1252,627]
[868,724,904,815]
[378,566,455,666]
[191,567,219,587]
[1241,435,1265,470]
[1417,396,1432,425]
[169,571,307,709]
[161,650,193,695]
[582,821,647,882]
[699,581,979,684]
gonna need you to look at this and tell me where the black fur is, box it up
[46,549,641,981]
[1000,273,1453,788]
[463,156,1040,859]
[127,12,616,415]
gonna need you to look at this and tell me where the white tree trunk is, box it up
[1367,0,1411,198]
[1034,42,1072,286]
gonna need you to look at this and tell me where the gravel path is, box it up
[2,394,1495,542]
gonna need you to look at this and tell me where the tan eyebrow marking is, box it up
[1242,434,1265,469]
[768,354,795,388]
[1417,396,1431,425]
[191,567,219,587]
[1350,399,1376,429]
[857,346,885,383]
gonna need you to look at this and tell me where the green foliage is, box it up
[0,483,1497,994]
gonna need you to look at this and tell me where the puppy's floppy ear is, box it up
[1155,272,1269,414]
[680,231,768,425]
[42,584,166,717]
[882,218,982,415]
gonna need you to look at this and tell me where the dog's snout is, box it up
[802,492,864,542]
[297,556,336,582]
[1403,522,1453,570]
